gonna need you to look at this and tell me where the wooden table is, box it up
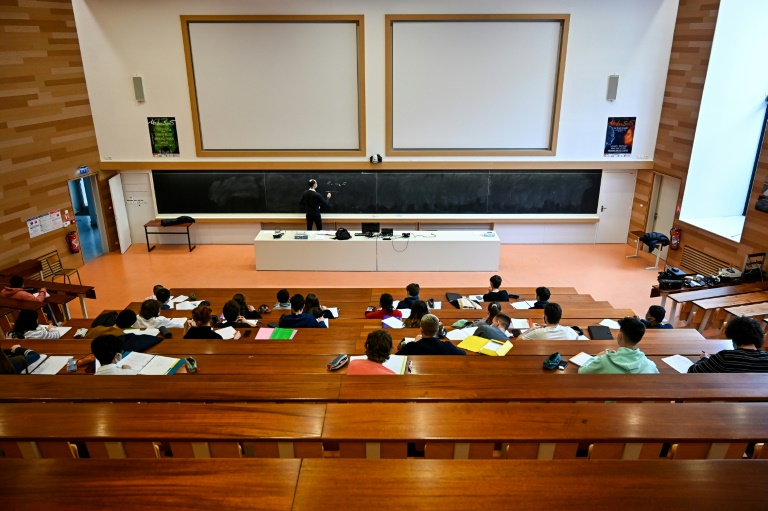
[292,459,768,510]
[0,259,43,278]
[1,374,342,403]
[668,281,768,324]
[337,373,768,402]
[0,296,48,323]
[0,459,300,511]
[691,291,768,332]
[144,220,195,252]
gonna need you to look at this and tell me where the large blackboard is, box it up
[152,170,601,215]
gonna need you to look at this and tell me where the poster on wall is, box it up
[147,117,180,157]
[25,209,63,239]
[604,117,636,157]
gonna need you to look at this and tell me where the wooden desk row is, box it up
[0,271,96,318]
[3,459,766,511]
[2,402,767,460]
[5,373,768,403]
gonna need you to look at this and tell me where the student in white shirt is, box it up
[132,299,176,329]
[520,303,579,341]
[91,335,137,375]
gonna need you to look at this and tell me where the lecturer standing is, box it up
[299,179,331,230]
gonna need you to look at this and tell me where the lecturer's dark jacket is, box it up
[299,189,329,213]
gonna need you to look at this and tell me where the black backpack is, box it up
[91,311,118,328]
[333,228,351,240]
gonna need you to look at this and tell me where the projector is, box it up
[294,232,309,240]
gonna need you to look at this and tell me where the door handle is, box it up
[600,206,607,212]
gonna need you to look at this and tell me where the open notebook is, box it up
[118,352,183,375]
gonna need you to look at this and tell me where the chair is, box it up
[742,253,766,281]
[36,250,81,284]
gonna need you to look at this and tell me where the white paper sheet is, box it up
[326,307,339,318]
[469,295,483,302]
[429,301,442,310]
[446,327,477,341]
[52,326,71,336]
[662,354,694,373]
[168,317,188,328]
[600,319,621,329]
[175,300,203,310]
[30,355,70,375]
[382,317,403,329]
[569,352,594,366]
[139,355,180,375]
[392,300,400,309]
[170,295,188,303]
[400,309,411,319]
[119,352,155,373]
[512,301,535,310]
[215,326,237,340]
[510,319,531,329]
[245,319,259,327]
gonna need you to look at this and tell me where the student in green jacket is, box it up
[578,316,659,374]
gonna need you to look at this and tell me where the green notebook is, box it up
[270,328,296,340]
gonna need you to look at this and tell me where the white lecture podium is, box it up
[253,230,500,272]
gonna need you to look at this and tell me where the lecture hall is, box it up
[2,0,768,509]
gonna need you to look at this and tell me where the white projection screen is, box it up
[182,16,365,156]
[387,15,569,156]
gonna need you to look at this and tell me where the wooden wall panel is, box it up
[635,0,768,271]
[0,0,117,271]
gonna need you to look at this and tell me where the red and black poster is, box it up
[604,117,635,156]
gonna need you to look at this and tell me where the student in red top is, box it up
[347,329,397,375]
[364,293,402,320]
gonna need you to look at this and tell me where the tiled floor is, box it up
[74,242,669,327]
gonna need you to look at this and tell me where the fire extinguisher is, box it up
[66,231,80,253]
[670,227,681,250]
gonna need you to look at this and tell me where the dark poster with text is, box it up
[604,117,635,156]
[148,117,180,157]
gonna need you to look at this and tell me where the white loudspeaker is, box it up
[606,74,620,101]
[133,76,145,102]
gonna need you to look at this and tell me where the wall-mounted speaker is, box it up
[606,74,620,101]
[133,75,145,102]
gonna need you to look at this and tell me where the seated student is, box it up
[474,312,511,341]
[145,284,164,301]
[185,305,228,339]
[578,316,659,374]
[2,275,46,301]
[482,274,518,302]
[274,289,291,311]
[133,299,176,329]
[0,344,41,374]
[688,316,768,373]
[155,287,172,310]
[640,305,673,329]
[396,314,465,356]
[218,300,252,329]
[304,293,334,319]
[520,303,579,340]
[232,293,262,320]
[365,293,403,320]
[532,287,551,309]
[278,294,327,328]
[86,309,164,353]
[471,302,501,327]
[403,300,429,328]
[348,329,398,375]
[9,309,60,339]
[2,275,55,322]
[91,334,137,375]
[397,283,421,310]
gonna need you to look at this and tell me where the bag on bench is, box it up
[161,216,195,227]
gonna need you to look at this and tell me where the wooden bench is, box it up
[721,302,768,334]
[0,275,96,317]
[321,402,768,460]
[0,402,325,460]
[668,281,768,324]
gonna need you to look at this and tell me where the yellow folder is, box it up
[457,335,513,356]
